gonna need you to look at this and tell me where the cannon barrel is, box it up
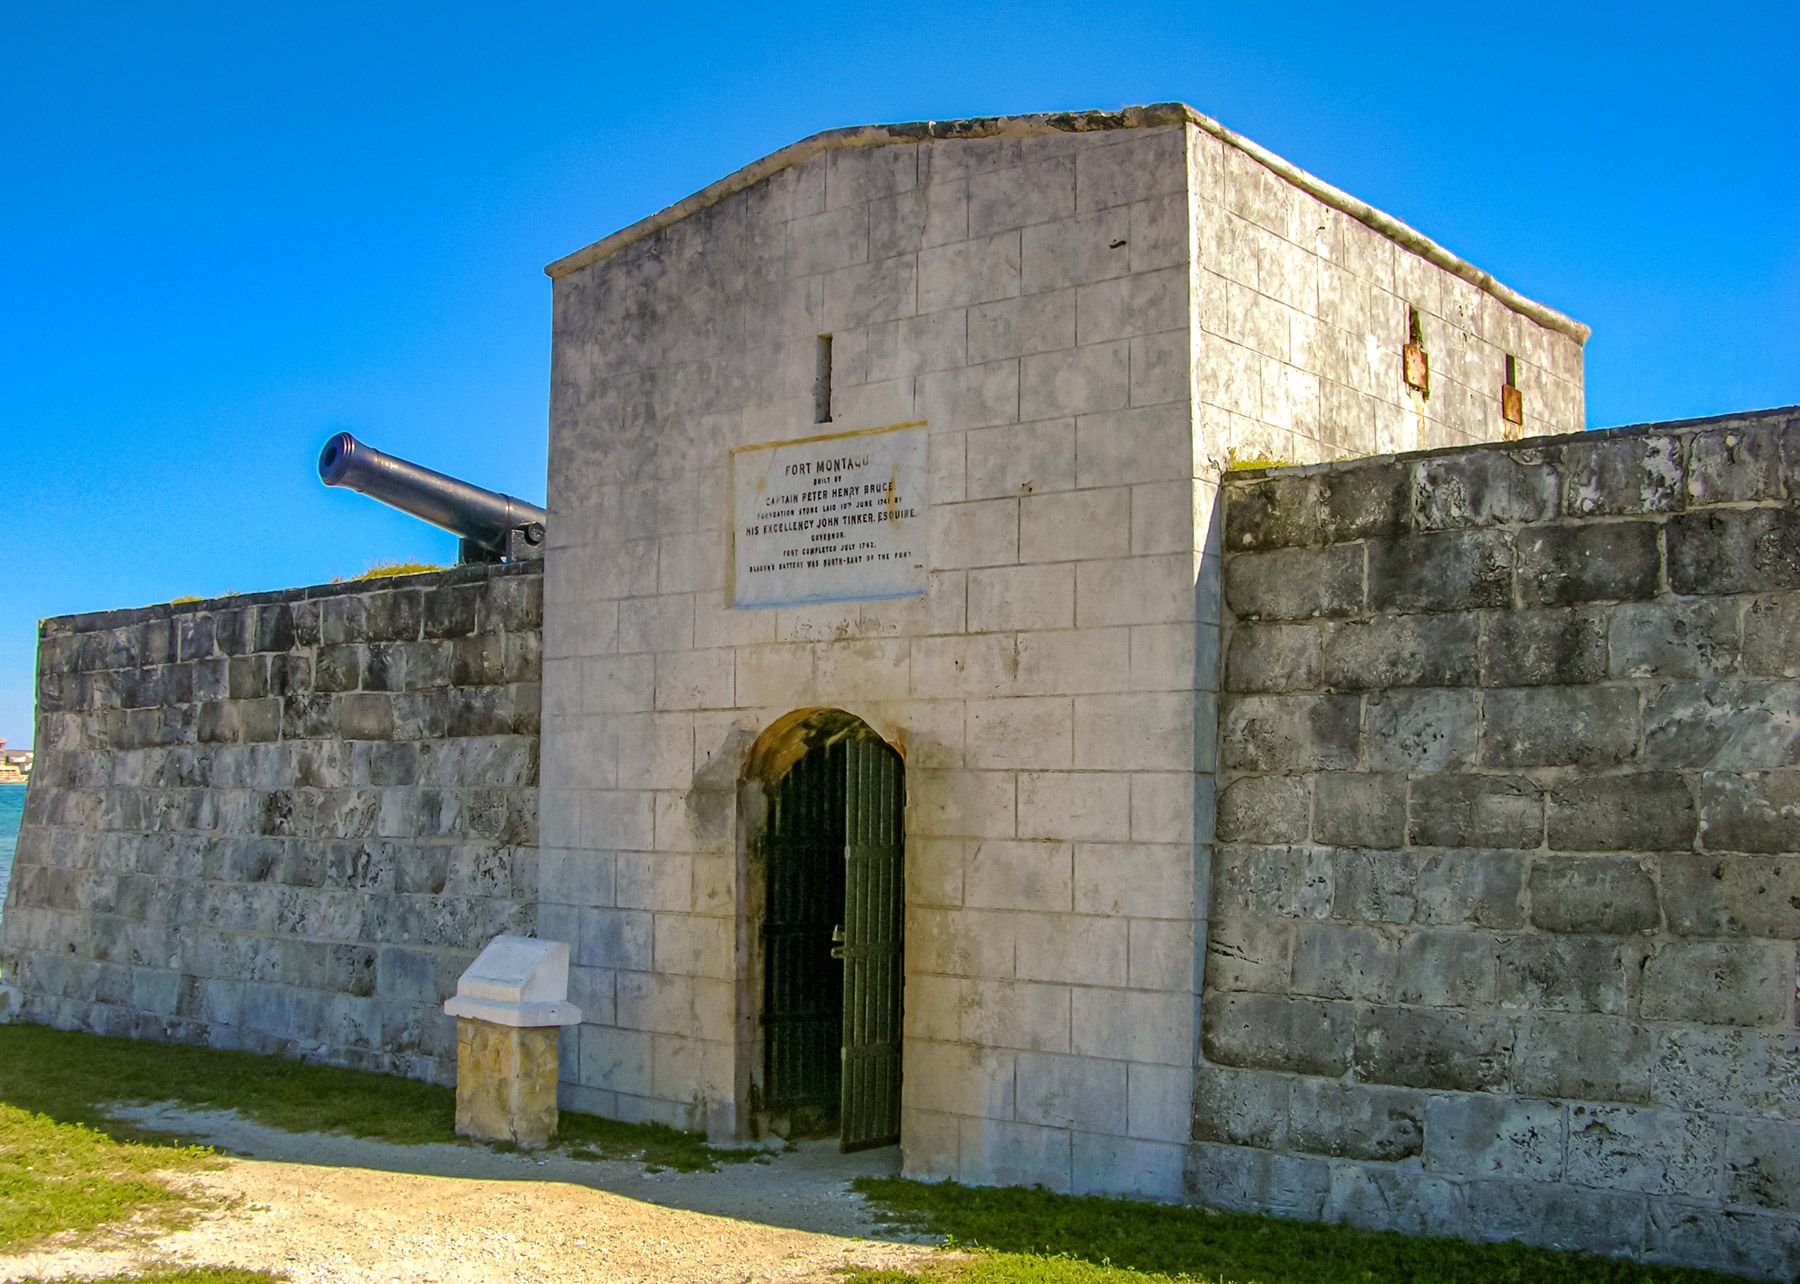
[319,432,546,558]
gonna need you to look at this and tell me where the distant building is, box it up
[0,740,29,783]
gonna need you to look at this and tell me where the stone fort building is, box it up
[3,106,1794,1277]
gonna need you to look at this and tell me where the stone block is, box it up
[1744,592,1800,678]
[1482,686,1639,769]
[1517,522,1660,606]
[1699,770,1800,853]
[1072,842,1192,918]
[1684,423,1785,504]
[1423,1094,1564,1181]
[967,697,1073,770]
[1312,773,1406,848]
[1322,613,1477,690]
[965,840,1072,912]
[1640,940,1793,1027]
[1415,848,1527,928]
[1183,1141,1329,1218]
[1560,432,1683,516]
[1646,1203,1800,1282]
[1511,1014,1654,1104]
[1368,530,1514,613]
[958,978,1071,1053]
[1668,508,1800,596]
[1014,913,1126,986]
[1547,774,1695,852]
[1480,606,1608,687]
[1462,1175,1648,1257]
[1725,1117,1800,1214]
[1394,929,1497,1007]
[1211,844,1333,919]
[1190,1061,1290,1148]
[1659,852,1800,938]
[1646,680,1800,770]
[1292,922,1396,1001]
[1073,690,1196,771]
[1527,856,1659,934]
[1222,545,1364,621]
[1016,771,1130,842]
[1288,1079,1424,1162]
[1362,689,1478,772]
[1203,915,1293,994]
[1215,775,1310,844]
[1325,1161,1468,1238]
[1201,992,1352,1077]
[1330,849,1424,923]
[1409,774,1543,850]
[960,1118,1071,1193]
[1566,1104,1720,1197]
[1498,934,1637,1014]
[1652,1026,1800,1118]
[1352,1007,1511,1092]
[1223,473,1324,552]
[1610,599,1742,681]
[1408,450,1557,529]
[1221,694,1359,772]
[1224,623,1322,694]
[1015,1052,1126,1133]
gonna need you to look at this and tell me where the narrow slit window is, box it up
[1504,353,1518,388]
[814,335,834,424]
[1407,306,1424,346]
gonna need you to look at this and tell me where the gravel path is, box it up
[1,1105,942,1283]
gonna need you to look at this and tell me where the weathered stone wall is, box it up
[1210,407,1800,1278]
[1186,128,1585,463]
[0,564,542,1084]
[540,107,1585,1198]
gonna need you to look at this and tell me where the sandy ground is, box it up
[1,1104,943,1283]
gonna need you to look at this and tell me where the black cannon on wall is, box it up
[318,432,547,564]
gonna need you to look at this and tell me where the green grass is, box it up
[847,1179,1747,1284]
[0,1022,760,1170]
[0,1102,218,1253]
[349,561,448,580]
[10,1272,284,1283]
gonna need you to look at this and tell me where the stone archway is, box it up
[736,708,904,1151]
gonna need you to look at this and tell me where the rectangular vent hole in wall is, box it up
[815,334,834,424]
[1502,353,1524,430]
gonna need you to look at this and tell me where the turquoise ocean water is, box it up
[0,782,23,922]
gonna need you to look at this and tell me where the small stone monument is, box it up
[443,935,582,1149]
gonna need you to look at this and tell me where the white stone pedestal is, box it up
[444,935,581,1149]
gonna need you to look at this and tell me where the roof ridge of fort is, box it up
[544,102,1589,344]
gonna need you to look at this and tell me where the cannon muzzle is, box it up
[319,432,546,563]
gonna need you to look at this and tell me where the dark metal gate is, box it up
[759,719,904,1151]
[838,733,904,1151]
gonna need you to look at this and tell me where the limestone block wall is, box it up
[1209,407,1800,1279]
[542,120,1210,1194]
[1184,124,1585,466]
[540,105,1587,1198]
[0,564,542,1084]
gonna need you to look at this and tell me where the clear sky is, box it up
[3,2,1796,747]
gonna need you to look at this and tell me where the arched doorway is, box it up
[741,708,904,1152]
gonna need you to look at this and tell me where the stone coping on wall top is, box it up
[1220,402,1800,487]
[545,101,1589,344]
[38,560,541,638]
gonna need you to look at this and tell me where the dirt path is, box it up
[1,1105,942,1283]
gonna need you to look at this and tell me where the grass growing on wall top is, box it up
[847,1178,1747,1284]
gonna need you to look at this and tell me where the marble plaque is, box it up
[730,421,928,609]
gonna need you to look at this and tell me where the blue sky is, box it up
[3,2,1796,747]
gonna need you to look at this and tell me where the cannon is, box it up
[318,432,547,564]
